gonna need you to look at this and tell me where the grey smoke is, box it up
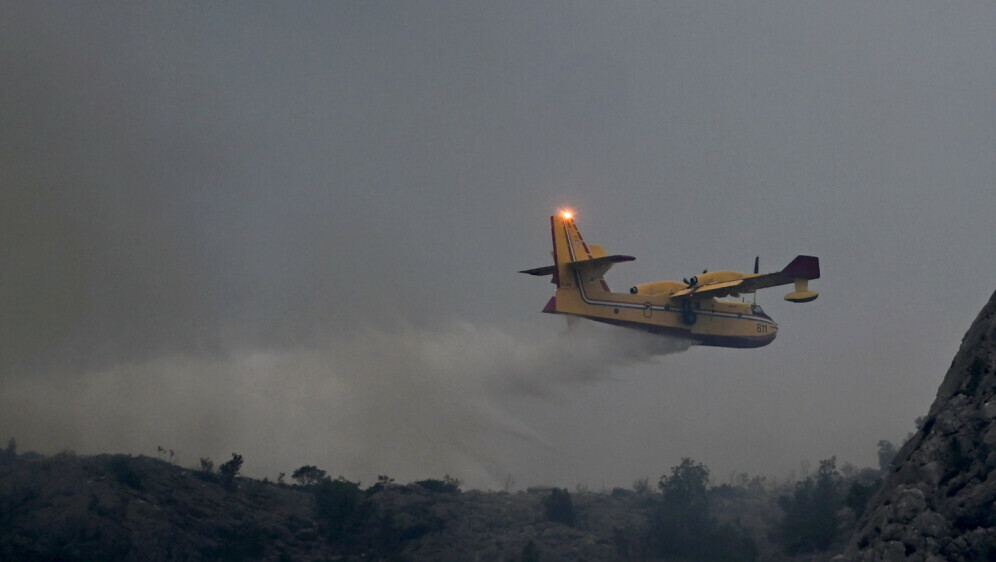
[0,320,689,489]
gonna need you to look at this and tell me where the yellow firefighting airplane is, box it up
[521,211,820,348]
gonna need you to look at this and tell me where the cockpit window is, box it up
[751,304,766,316]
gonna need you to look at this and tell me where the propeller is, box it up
[752,256,760,304]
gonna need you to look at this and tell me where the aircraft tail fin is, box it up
[781,255,820,280]
[521,213,634,313]
[550,213,633,292]
[521,213,633,286]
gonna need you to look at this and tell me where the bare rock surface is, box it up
[840,289,996,561]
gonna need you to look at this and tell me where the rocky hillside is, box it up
[840,289,996,561]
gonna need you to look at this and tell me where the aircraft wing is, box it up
[673,255,821,300]
[736,257,819,294]
[670,279,744,299]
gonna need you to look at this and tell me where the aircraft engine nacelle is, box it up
[629,280,687,296]
[784,279,819,303]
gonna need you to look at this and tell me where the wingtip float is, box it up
[521,212,820,349]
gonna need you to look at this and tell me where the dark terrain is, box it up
[0,446,876,561]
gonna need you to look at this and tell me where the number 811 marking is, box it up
[756,323,769,333]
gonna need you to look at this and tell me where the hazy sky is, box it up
[3,2,995,489]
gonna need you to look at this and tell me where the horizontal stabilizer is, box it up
[567,254,635,270]
[521,255,634,277]
[520,265,558,276]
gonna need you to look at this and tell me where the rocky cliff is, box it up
[841,289,996,561]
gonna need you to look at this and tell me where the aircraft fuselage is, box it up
[546,275,778,348]
[522,212,818,350]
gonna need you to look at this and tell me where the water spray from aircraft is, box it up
[0,321,691,490]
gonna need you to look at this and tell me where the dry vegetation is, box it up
[0,442,884,561]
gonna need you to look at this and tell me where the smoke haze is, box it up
[1,321,689,488]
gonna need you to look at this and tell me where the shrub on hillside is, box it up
[643,458,757,562]
[543,488,575,527]
[845,479,877,519]
[877,440,898,472]
[107,455,143,490]
[291,465,327,487]
[364,475,395,496]
[415,475,461,495]
[313,476,369,544]
[219,453,243,479]
[219,453,243,491]
[777,457,841,553]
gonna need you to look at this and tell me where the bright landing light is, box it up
[561,210,573,220]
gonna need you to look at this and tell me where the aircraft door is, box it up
[681,300,697,325]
